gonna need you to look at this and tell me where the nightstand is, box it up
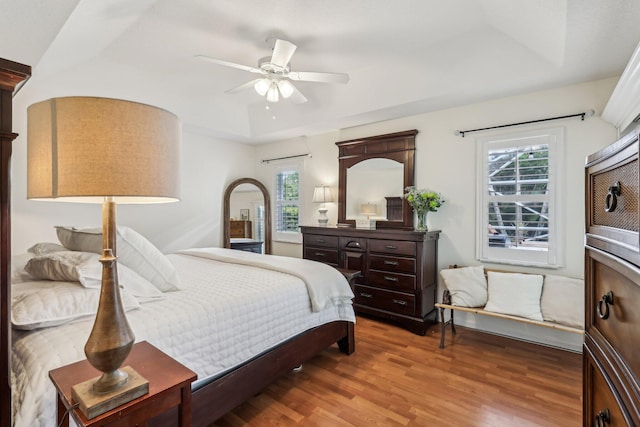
[49,341,197,427]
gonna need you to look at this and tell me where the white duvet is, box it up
[11,250,355,427]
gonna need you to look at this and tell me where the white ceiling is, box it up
[3,0,640,143]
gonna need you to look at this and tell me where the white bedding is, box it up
[11,249,355,427]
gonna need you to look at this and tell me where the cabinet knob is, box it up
[597,291,614,320]
[594,408,610,426]
[604,181,621,213]
[392,299,407,306]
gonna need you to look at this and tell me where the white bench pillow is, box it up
[440,266,488,307]
[484,271,544,321]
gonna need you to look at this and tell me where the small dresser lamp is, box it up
[312,185,333,226]
[356,203,377,229]
[27,97,181,419]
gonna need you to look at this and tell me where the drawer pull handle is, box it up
[597,291,614,320]
[316,239,326,243]
[385,245,398,250]
[314,252,326,257]
[393,299,407,306]
[384,260,399,266]
[360,292,373,299]
[346,241,361,248]
[594,408,610,426]
[384,276,398,282]
[604,181,621,213]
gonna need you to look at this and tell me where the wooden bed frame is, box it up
[0,58,355,427]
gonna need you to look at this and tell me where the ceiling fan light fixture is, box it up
[254,78,270,96]
[266,82,279,102]
[277,80,294,99]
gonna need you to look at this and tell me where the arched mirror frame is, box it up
[336,129,417,230]
[223,177,272,254]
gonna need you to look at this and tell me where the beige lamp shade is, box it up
[27,96,181,203]
[312,185,333,203]
[360,203,377,216]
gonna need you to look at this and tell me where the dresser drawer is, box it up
[304,247,338,265]
[304,234,339,248]
[586,130,640,266]
[354,285,415,316]
[584,344,634,426]
[586,247,640,381]
[367,270,416,291]
[369,239,416,256]
[369,254,415,274]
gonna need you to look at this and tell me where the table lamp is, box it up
[356,203,377,229]
[312,185,333,226]
[27,96,181,418]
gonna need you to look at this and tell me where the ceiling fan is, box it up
[196,38,349,104]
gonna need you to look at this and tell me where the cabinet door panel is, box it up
[369,254,415,274]
[354,285,415,316]
[369,239,416,257]
[586,247,640,382]
[584,347,631,427]
[367,270,415,291]
[304,248,338,265]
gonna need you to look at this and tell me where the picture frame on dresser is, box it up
[240,208,249,220]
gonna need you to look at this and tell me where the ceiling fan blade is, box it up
[225,79,261,94]
[288,85,308,104]
[288,71,350,84]
[196,55,263,74]
[270,39,297,68]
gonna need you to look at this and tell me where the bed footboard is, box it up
[149,320,354,427]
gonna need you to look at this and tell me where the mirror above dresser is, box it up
[336,129,417,230]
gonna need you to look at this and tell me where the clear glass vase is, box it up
[416,210,428,231]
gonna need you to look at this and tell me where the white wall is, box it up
[256,77,620,350]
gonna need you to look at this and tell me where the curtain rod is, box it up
[455,109,595,137]
[261,153,310,163]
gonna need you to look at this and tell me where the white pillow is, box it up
[540,274,584,329]
[55,226,182,292]
[24,251,164,303]
[439,266,488,307]
[484,271,544,321]
[11,280,140,330]
[27,242,66,255]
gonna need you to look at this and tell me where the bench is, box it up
[435,267,584,349]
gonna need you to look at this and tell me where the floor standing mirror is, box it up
[223,177,272,254]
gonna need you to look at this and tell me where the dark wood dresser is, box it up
[230,220,252,238]
[585,128,640,426]
[300,226,439,335]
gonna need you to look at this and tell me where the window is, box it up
[273,162,303,243]
[477,127,564,267]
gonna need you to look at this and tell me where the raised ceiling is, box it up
[3,0,640,143]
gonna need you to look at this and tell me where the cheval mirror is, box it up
[223,178,272,254]
[337,129,417,230]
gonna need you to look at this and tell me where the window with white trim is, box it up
[273,161,303,243]
[477,127,564,267]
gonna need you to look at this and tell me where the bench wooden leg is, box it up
[439,307,457,349]
[439,306,446,348]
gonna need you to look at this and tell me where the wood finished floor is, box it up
[212,316,582,426]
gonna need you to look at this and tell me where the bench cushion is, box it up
[484,271,544,321]
[540,274,584,329]
[440,265,487,307]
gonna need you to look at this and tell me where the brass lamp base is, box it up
[71,365,149,419]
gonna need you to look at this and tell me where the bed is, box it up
[0,60,355,427]
[10,235,355,427]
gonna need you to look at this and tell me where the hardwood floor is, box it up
[212,316,582,426]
